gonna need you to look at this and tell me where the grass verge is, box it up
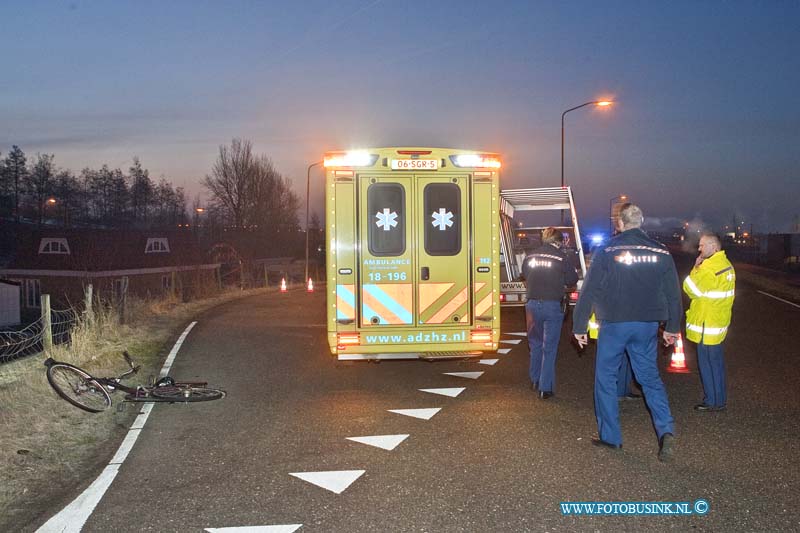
[0,287,270,532]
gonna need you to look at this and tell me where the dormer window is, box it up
[38,238,70,254]
[145,238,170,253]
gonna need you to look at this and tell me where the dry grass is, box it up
[0,286,271,531]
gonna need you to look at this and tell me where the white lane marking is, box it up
[206,525,302,532]
[37,321,198,533]
[388,408,441,420]
[130,402,154,429]
[443,371,484,379]
[346,434,409,451]
[500,339,522,345]
[160,321,198,377]
[289,470,365,494]
[479,359,499,366]
[758,290,800,309]
[507,332,527,336]
[419,387,465,397]
[497,348,512,355]
[37,465,120,533]
[109,430,143,465]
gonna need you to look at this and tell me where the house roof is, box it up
[6,227,209,272]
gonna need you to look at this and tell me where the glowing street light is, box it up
[561,100,614,189]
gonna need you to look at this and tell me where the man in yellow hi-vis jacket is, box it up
[683,233,735,412]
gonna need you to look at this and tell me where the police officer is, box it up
[589,314,641,400]
[684,232,735,412]
[523,227,579,399]
[573,204,682,462]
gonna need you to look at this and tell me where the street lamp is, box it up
[305,160,323,284]
[42,197,56,225]
[561,100,613,189]
[609,194,627,233]
[560,100,613,224]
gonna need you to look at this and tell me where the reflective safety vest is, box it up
[588,312,599,340]
[683,250,735,345]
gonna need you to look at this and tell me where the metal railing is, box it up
[0,299,79,364]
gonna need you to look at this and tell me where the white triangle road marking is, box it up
[388,408,441,420]
[507,332,528,336]
[289,470,365,494]
[500,339,522,344]
[497,348,512,354]
[419,387,465,397]
[443,371,484,379]
[479,359,499,365]
[206,526,303,533]
[346,434,409,451]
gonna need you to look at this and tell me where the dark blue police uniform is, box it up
[573,228,682,446]
[522,242,579,395]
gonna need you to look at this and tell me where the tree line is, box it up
[0,145,186,229]
[0,139,310,258]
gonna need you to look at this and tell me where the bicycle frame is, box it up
[45,352,214,404]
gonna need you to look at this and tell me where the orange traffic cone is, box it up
[280,277,287,293]
[667,333,690,373]
[307,277,314,292]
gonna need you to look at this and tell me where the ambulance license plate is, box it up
[391,159,438,170]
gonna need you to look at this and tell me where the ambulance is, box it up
[324,147,501,360]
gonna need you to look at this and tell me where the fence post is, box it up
[41,294,53,352]
[84,283,94,325]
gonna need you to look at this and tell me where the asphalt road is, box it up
[32,260,800,532]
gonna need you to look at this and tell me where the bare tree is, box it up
[2,145,27,221]
[203,138,258,229]
[25,153,56,225]
[129,157,153,225]
[53,169,82,227]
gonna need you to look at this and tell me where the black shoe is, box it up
[658,433,675,462]
[591,435,622,449]
[694,404,726,412]
[619,392,642,401]
[538,391,553,400]
[531,381,539,392]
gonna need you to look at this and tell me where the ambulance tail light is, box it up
[324,151,379,167]
[337,332,360,349]
[499,293,506,303]
[470,330,493,343]
[569,291,579,302]
[449,154,502,169]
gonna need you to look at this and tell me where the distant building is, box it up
[0,226,220,311]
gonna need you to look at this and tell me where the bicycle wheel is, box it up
[46,363,112,413]
[150,385,225,402]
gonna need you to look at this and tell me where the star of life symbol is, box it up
[431,208,454,231]
[375,208,398,231]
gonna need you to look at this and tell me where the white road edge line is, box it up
[757,290,800,309]
[37,321,198,533]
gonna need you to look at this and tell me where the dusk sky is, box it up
[2,0,799,232]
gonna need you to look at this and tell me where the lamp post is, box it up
[609,194,627,233]
[193,206,205,236]
[41,197,56,226]
[561,100,613,222]
[305,160,323,284]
